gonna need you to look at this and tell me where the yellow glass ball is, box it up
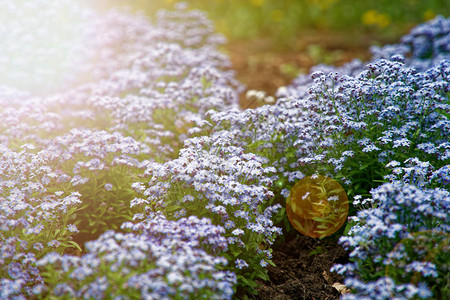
[286,175,349,238]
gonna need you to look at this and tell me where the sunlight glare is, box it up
[0,0,95,95]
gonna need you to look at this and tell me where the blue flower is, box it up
[235,259,248,269]
[47,240,61,248]
[66,224,79,233]
[104,183,113,191]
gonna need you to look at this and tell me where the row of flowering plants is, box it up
[1,1,449,299]
[183,14,450,298]
[266,16,449,299]
[298,17,450,299]
[1,1,243,299]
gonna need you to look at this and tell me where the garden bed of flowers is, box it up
[1,1,449,299]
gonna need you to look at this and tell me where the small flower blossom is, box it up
[33,243,44,252]
[47,240,61,248]
[235,259,248,269]
[280,188,290,198]
[231,229,244,236]
[104,183,113,191]
[182,195,195,202]
[67,224,79,233]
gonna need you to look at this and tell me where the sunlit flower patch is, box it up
[0,1,449,299]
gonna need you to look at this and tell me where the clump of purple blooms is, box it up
[132,134,282,292]
[35,214,236,299]
[0,144,82,298]
[294,57,449,197]
[0,1,241,159]
[331,183,449,299]
[43,128,152,237]
[285,17,449,299]
[371,15,450,72]
[1,0,449,298]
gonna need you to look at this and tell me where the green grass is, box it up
[102,0,449,48]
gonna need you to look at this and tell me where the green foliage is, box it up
[68,165,142,240]
[105,0,450,49]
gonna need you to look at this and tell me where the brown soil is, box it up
[234,232,350,300]
[258,234,349,300]
[225,31,396,109]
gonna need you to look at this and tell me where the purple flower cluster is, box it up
[134,134,282,281]
[331,183,449,299]
[271,21,449,200]
[371,15,450,71]
[43,129,153,235]
[196,98,315,194]
[300,58,449,186]
[0,145,81,298]
[279,17,449,299]
[35,214,236,299]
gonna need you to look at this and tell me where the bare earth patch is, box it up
[235,232,349,300]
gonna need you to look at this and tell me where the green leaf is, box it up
[438,109,450,119]
[239,277,258,288]
[119,214,134,221]
[316,223,329,229]
[231,248,243,257]
[256,270,270,281]
[165,205,181,212]
[222,253,231,261]
[62,241,83,253]
[292,218,304,231]
[308,246,325,256]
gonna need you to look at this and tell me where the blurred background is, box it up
[95,0,449,106]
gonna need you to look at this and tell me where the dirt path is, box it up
[225,31,397,109]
